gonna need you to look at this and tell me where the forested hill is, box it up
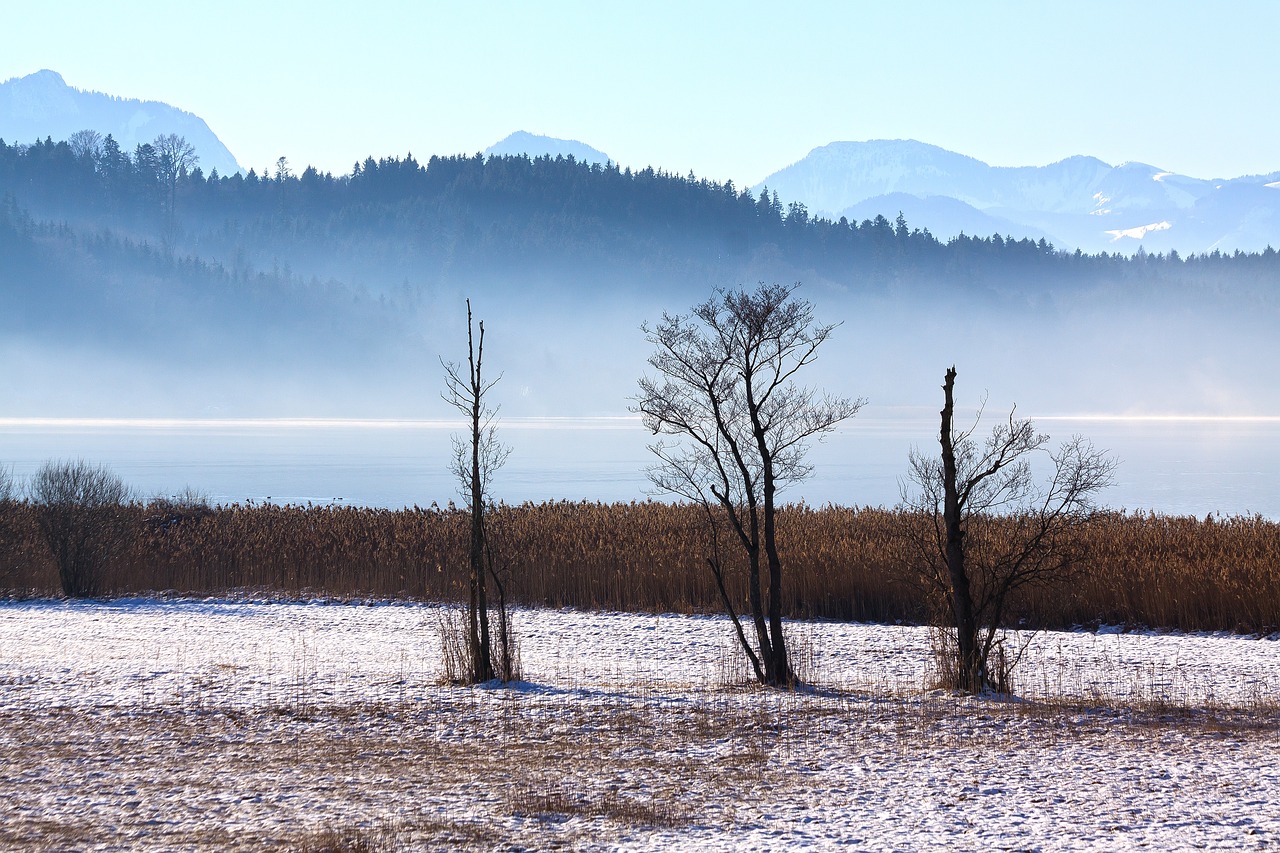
[4,134,1279,301]
[3,134,1280,418]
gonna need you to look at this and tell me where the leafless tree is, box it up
[637,283,863,686]
[902,367,1116,694]
[442,300,513,683]
[152,133,198,217]
[29,460,131,598]
[67,129,103,163]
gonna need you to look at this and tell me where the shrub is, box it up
[29,459,130,597]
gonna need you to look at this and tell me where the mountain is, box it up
[3,140,1279,418]
[757,140,1001,214]
[756,140,1279,254]
[485,131,611,166]
[0,69,242,177]
[839,193,1054,244]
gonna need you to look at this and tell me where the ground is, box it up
[0,599,1276,851]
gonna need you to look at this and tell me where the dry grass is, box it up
[1,499,1277,633]
[3,685,1276,851]
[0,696,762,851]
[291,824,404,853]
[506,782,694,829]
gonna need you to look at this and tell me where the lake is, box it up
[0,411,1276,518]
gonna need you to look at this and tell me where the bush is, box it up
[29,459,130,597]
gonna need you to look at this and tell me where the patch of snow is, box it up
[1266,181,1280,189]
[1106,221,1173,241]
[1152,171,1174,182]
[1,597,1274,716]
[1,599,1277,850]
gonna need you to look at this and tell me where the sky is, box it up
[3,1,1278,185]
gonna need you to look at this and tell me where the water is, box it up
[0,411,1276,517]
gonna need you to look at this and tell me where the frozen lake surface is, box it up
[1,411,1278,517]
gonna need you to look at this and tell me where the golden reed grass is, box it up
[0,500,1276,633]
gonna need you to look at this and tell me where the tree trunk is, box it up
[745,539,773,680]
[940,367,982,692]
[762,477,791,686]
[719,497,772,686]
[469,443,493,682]
[751,378,791,687]
[707,554,765,683]
[467,312,494,684]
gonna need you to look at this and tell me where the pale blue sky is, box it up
[4,0,1277,183]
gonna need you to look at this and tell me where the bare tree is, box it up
[152,133,198,217]
[442,300,513,683]
[29,460,131,598]
[902,367,1116,694]
[637,283,863,686]
[67,129,103,163]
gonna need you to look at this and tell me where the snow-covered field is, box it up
[0,598,1277,850]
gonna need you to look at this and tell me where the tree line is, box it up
[3,132,1278,301]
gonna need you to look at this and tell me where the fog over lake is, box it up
[2,411,1275,519]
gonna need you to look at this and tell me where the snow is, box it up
[1,598,1277,850]
[1106,220,1173,241]
[1152,171,1175,182]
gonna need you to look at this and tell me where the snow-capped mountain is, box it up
[755,140,1279,254]
[485,131,611,166]
[0,69,242,177]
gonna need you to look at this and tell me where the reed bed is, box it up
[0,500,1276,634]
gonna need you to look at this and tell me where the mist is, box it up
[2,143,1278,516]
[4,254,1277,421]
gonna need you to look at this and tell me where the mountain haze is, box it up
[2,55,1279,422]
[484,131,611,166]
[838,194,1053,245]
[0,70,242,177]
[755,140,1280,255]
[3,134,1279,420]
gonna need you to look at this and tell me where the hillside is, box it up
[0,70,242,177]
[2,136,1279,418]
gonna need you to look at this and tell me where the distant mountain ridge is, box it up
[5,65,1269,256]
[0,69,242,177]
[485,131,611,166]
[4,138,1279,418]
[2,65,1275,255]
[753,139,1280,254]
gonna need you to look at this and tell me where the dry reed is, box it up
[0,499,1276,634]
